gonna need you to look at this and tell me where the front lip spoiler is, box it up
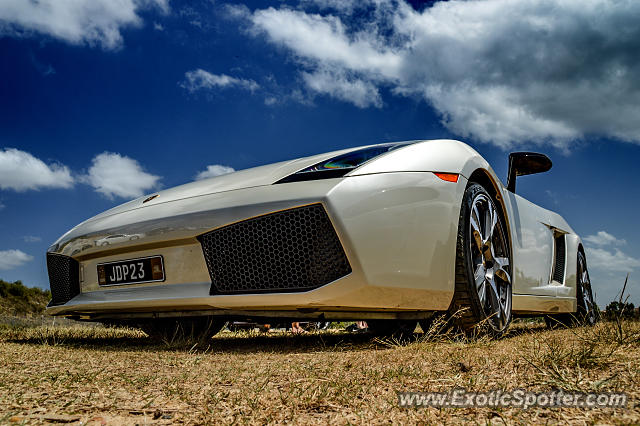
[54,308,435,322]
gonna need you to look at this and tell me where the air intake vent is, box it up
[46,253,80,306]
[198,204,352,294]
[552,234,566,283]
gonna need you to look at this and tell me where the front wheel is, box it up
[449,184,512,336]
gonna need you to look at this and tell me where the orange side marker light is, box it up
[433,172,459,183]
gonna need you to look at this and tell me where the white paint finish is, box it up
[503,191,556,296]
[512,294,575,314]
[328,172,465,309]
[47,139,586,317]
[80,243,209,293]
[54,179,343,257]
[51,172,464,314]
[350,139,488,178]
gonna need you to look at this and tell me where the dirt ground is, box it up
[0,319,638,424]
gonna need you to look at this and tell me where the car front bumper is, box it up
[46,172,466,319]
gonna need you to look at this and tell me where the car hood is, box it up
[53,146,363,245]
[52,140,439,250]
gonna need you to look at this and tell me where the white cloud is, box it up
[224,4,251,20]
[244,0,640,148]
[584,231,626,247]
[22,236,42,243]
[302,68,382,108]
[0,148,74,191]
[250,7,400,79]
[586,247,640,274]
[0,0,169,50]
[195,165,235,180]
[83,152,160,199]
[0,249,33,270]
[584,231,638,278]
[181,69,259,93]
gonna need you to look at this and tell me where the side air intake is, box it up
[198,204,352,294]
[46,253,80,306]
[552,234,566,283]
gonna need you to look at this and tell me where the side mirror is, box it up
[507,152,552,193]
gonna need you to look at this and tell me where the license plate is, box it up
[97,256,164,286]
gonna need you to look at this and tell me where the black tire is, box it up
[449,183,512,336]
[139,316,225,344]
[367,320,417,340]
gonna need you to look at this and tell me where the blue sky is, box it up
[1,0,639,306]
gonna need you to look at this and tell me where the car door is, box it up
[503,191,557,296]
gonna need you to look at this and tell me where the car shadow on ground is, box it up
[3,320,550,354]
[4,329,391,354]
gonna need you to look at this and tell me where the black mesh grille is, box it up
[198,204,352,294]
[553,234,566,283]
[47,253,80,306]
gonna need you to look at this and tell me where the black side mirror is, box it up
[507,152,552,193]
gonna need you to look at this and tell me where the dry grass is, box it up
[0,319,638,425]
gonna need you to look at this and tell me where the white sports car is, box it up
[46,139,597,337]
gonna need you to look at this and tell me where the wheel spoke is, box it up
[472,203,481,229]
[488,203,498,241]
[583,290,592,309]
[577,254,597,323]
[494,256,511,284]
[498,297,508,328]
[494,256,510,268]
[475,264,486,304]
[483,203,492,242]
[474,264,486,288]
[470,207,483,251]
[487,277,501,319]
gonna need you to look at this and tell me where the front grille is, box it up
[46,253,80,306]
[198,204,352,294]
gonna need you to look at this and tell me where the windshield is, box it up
[275,141,417,184]
[297,143,413,174]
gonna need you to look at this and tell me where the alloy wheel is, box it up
[468,193,512,332]
[577,252,597,325]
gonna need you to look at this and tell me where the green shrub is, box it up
[0,279,51,316]
[605,301,637,320]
